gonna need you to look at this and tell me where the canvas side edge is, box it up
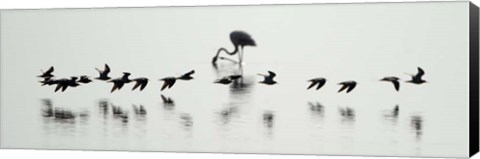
[470,1,480,158]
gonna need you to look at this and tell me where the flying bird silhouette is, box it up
[95,64,111,81]
[380,76,400,91]
[177,70,195,80]
[214,75,242,85]
[406,67,427,84]
[131,78,149,91]
[338,81,357,93]
[109,72,132,93]
[159,77,177,91]
[54,77,80,92]
[258,71,277,85]
[212,31,256,64]
[40,77,58,86]
[78,75,93,84]
[307,77,327,90]
[38,66,54,78]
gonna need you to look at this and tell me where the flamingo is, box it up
[212,31,256,64]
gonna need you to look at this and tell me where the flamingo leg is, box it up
[239,47,244,65]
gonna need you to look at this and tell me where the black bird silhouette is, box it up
[177,70,195,80]
[159,77,177,91]
[307,77,327,90]
[38,66,54,78]
[214,77,233,85]
[406,67,427,84]
[40,77,58,86]
[95,64,111,81]
[338,81,357,93]
[78,75,92,84]
[54,77,79,92]
[258,71,277,85]
[131,78,149,91]
[213,75,242,85]
[109,72,132,93]
[212,31,256,64]
[380,76,400,91]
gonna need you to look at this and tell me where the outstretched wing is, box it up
[268,71,276,78]
[392,81,400,91]
[45,66,54,74]
[132,81,141,91]
[139,81,148,91]
[416,67,425,78]
[338,84,348,93]
[104,64,111,74]
[316,80,326,90]
[54,84,63,92]
[346,83,356,93]
[307,81,318,90]
[184,70,195,76]
[167,79,176,88]
[161,81,170,91]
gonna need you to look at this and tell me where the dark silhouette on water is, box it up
[54,77,80,92]
[212,31,256,64]
[41,99,54,117]
[380,76,400,91]
[133,104,147,115]
[258,71,277,85]
[263,111,275,128]
[109,72,132,93]
[338,81,357,93]
[95,64,111,81]
[53,108,76,120]
[111,104,128,123]
[159,77,176,91]
[180,113,193,127]
[410,115,423,140]
[78,75,93,84]
[307,77,327,90]
[177,70,195,80]
[406,67,427,84]
[161,94,175,110]
[308,102,324,113]
[38,66,54,78]
[214,75,242,85]
[131,78,149,91]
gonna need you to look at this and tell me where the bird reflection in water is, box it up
[111,104,129,124]
[41,99,54,117]
[160,94,175,110]
[132,104,147,121]
[339,107,355,124]
[217,106,238,125]
[308,102,325,118]
[179,113,193,128]
[98,99,109,117]
[263,111,275,128]
[410,115,423,141]
[383,105,399,125]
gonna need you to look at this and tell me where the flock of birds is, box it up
[37,64,426,93]
[37,64,196,93]
[36,30,427,93]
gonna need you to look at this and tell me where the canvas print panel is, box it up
[0,2,471,158]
